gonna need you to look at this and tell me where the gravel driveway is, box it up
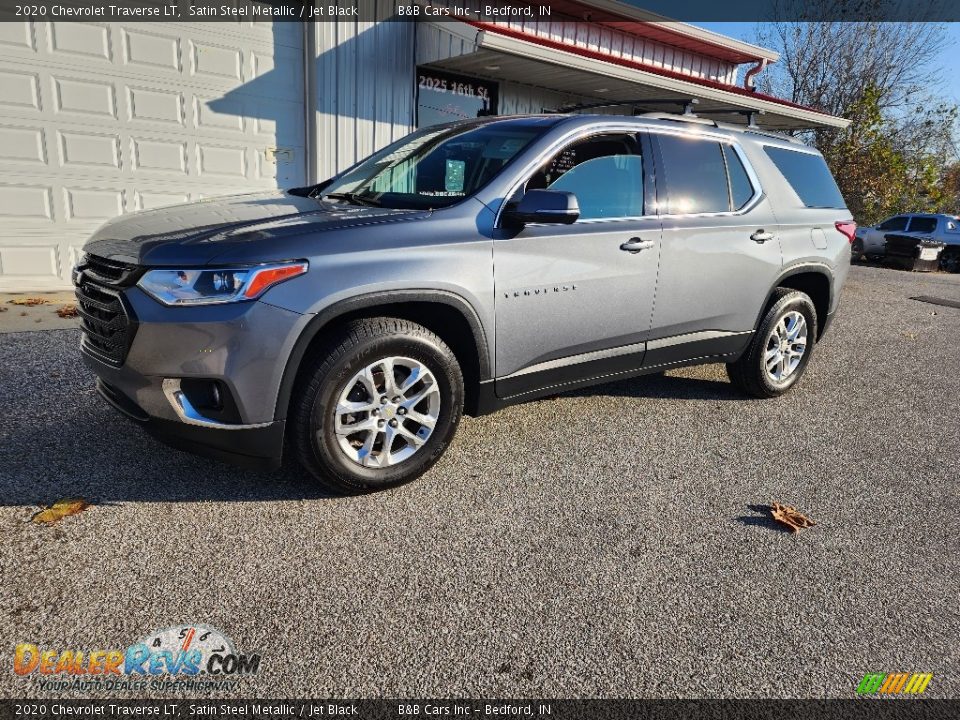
[1,264,958,699]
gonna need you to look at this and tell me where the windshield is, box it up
[320,122,544,210]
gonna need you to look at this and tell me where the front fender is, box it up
[270,289,492,422]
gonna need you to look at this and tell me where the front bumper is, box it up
[96,379,285,470]
[81,286,310,470]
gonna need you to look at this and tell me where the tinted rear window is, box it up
[763,147,846,208]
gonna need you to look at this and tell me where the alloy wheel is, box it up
[332,356,441,468]
[764,311,808,383]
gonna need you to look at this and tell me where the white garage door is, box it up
[0,20,306,290]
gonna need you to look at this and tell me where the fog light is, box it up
[181,378,225,412]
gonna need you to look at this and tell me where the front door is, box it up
[866,215,909,253]
[492,132,661,398]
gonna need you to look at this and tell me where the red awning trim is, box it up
[534,0,768,63]
[464,20,832,118]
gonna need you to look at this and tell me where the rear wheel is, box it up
[941,247,960,273]
[726,288,818,398]
[290,318,464,494]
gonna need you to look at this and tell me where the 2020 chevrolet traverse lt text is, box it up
[75,114,852,493]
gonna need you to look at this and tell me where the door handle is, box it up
[620,237,655,253]
[751,229,775,244]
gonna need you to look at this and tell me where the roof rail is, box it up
[742,127,804,143]
[547,99,789,131]
[638,112,717,127]
[550,97,701,115]
[698,108,765,128]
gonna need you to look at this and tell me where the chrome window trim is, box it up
[494,121,766,228]
[651,128,764,219]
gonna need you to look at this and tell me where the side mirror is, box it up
[503,189,580,226]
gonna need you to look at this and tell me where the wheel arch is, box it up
[274,290,491,422]
[758,264,834,339]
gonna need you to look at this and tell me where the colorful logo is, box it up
[14,624,260,679]
[856,673,933,695]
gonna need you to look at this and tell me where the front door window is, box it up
[522,134,645,219]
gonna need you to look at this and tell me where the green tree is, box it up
[820,86,958,224]
[755,18,959,222]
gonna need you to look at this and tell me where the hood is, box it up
[82,191,428,266]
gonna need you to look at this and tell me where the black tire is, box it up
[290,317,464,494]
[726,288,818,399]
[941,248,960,273]
[851,238,865,262]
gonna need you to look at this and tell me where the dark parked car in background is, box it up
[854,213,960,271]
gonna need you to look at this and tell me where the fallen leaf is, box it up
[31,498,90,525]
[770,502,816,533]
[56,304,79,318]
[9,297,50,306]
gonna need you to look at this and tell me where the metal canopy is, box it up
[419,22,847,131]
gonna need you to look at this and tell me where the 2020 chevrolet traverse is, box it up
[75,114,852,493]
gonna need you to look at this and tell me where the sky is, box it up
[695,22,960,105]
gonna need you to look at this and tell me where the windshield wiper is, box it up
[322,192,381,208]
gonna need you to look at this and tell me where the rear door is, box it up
[645,131,782,366]
[493,131,661,397]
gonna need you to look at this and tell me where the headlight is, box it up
[138,261,308,306]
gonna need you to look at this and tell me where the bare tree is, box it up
[753,14,959,220]
[756,22,947,119]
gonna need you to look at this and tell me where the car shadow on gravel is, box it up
[0,404,339,507]
[563,371,743,402]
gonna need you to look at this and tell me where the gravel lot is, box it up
[1,264,958,699]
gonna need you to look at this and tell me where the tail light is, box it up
[835,220,857,243]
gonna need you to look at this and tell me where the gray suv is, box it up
[75,114,853,493]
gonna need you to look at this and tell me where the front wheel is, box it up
[941,248,960,273]
[726,288,818,398]
[290,318,464,494]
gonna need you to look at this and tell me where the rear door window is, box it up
[656,134,731,214]
[763,146,846,208]
[907,216,937,233]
